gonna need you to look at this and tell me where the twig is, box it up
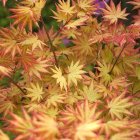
[8,77,26,94]
[53,16,74,40]
[40,17,59,67]
[109,44,127,74]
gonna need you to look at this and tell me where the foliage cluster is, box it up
[0,0,140,140]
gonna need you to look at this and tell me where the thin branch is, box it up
[8,77,26,94]
[40,17,59,67]
[53,16,74,40]
[109,44,127,74]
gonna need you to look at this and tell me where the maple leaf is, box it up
[73,34,94,56]
[18,53,37,72]
[97,61,112,85]
[67,61,85,86]
[65,91,83,105]
[0,66,11,76]
[52,0,75,23]
[52,61,85,90]
[95,83,113,98]
[110,131,138,140]
[80,82,102,103]
[52,8,69,23]
[58,0,75,15]
[0,99,16,116]
[26,83,45,102]
[20,34,46,51]
[51,66,67,90]
[46,107,59,118]
[28,58,49,79]
[0,27,22,58]
[25,103,47,113]
[102,0,129,24]
[107,91,133,119]
[74,121,101,140]
[33,112,59,139]
[7,109,34,140]
[45,86,66,107]
[76,100,101,123]
[10,0,46,31]
[0,130,9,140]
[65,17,88,29]
[60,100,102,139]
[75,0,97,17]
[109,77,129,91]
[128,0,140,9]
[77,0,94,11]
[60,106,77,125]
[7,109,59,140]
[10,6,36,31]
[101,120,128,136]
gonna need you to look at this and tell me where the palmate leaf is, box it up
[0,27,22,58]
[74,121,101,140]
[52,0,75,23]
[73,33,94,56]
[60,100,102,139]
[25,103,47,113]
[10,0,46,31]
[7,109,34,139]
[0,130,9,140]
[80,82,102,103]
[109,77,129,91]
[102,0,129,24]
[0,100,16,116]
[65,17,89,29]
[101,120,128,136]
[33,112,59,139]
[45,86,66,108]
[57,0,75,15]
[128,0,140,9]
[75,100,101,123]
[60,100,101,125]
[97,61,112,85]
[0,66,11,76]
[51,66,67,90]
[107,91,133,119]
[110,131,138,140]
[76,0,94,11]
[65,91,83,105]
[67,61,85,86]
[51,61,85,90]
[28,58,49,79]
[60,105,77,125]
[7,110,59,140]
[74,0,97,17]
[26,83,45,102]
[20,34,46,51]
[52,8,69,23]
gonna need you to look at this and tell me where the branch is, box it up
[40,17,59,67]
[8,77,26,94]
[109,44,126,74]
[53,16,74,40]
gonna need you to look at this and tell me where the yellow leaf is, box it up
[51,66,67,90]
[67,61,85,86]
[26,83,44,102]
[102,0,129,24]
